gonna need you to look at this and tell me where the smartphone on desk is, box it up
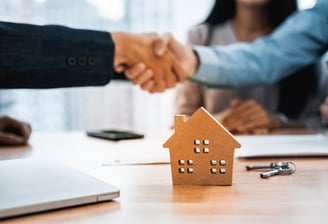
[86,129,144,141]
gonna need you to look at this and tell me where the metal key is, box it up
[260,167,294,178]
[246,161,289,171]
[260,168,281,178]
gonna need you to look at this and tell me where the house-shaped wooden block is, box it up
[163,107,241,186]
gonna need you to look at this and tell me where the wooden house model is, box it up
[163,107,241,186]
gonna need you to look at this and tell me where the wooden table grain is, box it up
[1,131,328,224]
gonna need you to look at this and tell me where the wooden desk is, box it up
[1,132,328,224]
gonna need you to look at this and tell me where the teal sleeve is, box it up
[191,0,328,88]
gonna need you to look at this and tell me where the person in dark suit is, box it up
[0,21,186,92]
[0,21,188,145]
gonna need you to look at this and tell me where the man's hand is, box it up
[0,116,32,146]
[153,33,199,78]
[111,32,187,93]
[320,97,328,125]
[117,33,199,93]
[220,99,270,135]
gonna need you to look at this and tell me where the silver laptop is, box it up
[0,158,120,219]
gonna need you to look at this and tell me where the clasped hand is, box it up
[112,32,198,93]
[220,99,271,135]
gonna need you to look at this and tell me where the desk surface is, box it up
[1,131,328,224]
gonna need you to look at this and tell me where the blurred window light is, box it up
[86,0,125,21]
[298,0,317,10]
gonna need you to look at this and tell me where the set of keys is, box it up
[246,161,296,178]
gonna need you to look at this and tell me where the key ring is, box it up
[246,161,296,178]
[282,161,296,174]
[260,161,296,178]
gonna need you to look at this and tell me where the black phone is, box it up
[86,129,144,141]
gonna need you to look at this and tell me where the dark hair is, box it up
[203,0,298,29]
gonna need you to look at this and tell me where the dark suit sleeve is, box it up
[0,21,116,88]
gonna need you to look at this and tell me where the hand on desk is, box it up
[118,33,199,93]
[112,32,194,93]
[220,99,271,135]
[0,116,31,146]
[320,96,328,125]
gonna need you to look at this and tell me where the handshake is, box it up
[112,32,199,93]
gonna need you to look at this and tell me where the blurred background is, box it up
[0,0,319,132]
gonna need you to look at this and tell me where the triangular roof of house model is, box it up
[163,107,241,149]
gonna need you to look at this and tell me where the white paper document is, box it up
[103,133,328,165]
[235,134,328,158]
[102,139,170,165]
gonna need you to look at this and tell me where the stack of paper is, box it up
[235,134,328,158]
